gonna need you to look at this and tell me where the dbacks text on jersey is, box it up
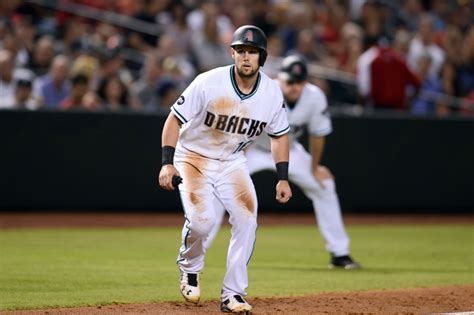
[204,111,267,137]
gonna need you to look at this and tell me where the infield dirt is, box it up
[2,285,473,314]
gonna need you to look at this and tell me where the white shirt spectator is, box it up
[407,37,445,78]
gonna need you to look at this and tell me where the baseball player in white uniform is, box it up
[205,55,361,270]
[158,25,292,313]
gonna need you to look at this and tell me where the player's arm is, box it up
[159,113,182,191]
[310,135,324,171]
[310,135,334,188]
[270,134,292,203]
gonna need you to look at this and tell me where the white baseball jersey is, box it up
[254,81,332,151]
[171,65,290,160]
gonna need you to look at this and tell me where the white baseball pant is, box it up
[174,148,258,300]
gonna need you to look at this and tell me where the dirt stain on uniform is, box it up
[208,97,238,147]
[189,192,199,205]
[211,96,236,116]
[180,153,208,211]
[231,171,256,213]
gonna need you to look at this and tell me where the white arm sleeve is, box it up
[170,75,204,123]
[266,99,290,137]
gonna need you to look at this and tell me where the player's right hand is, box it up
[159,165,181,191]
[276,180,292,203]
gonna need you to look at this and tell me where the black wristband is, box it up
[162,146,175,166]
[276,162,289,181]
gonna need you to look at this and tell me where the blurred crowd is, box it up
[0,0,472,115]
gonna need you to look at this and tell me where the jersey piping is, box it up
[171,106,188,124]
[230,66,261,100]
[268,124,290,137]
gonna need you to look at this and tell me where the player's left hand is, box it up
[276,180,292,203]
[313,165,334,189]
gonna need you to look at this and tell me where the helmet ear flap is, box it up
[259,50,267,67]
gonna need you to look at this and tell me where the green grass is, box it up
[0,224,473,310]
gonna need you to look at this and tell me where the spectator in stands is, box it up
[160,1,192,59]
[391,29,411,60]
[398,0,424,33]
[34,55,71,108]
[431,61,457,115]
[451,1,472,34]
[5,77,37,110]
[155,78,179,116]
[97,75,130,112]
[441,25,463,67]
[95,48,133,90]
[0,68,36,110]
[127,0,165,54]
[316,1,349,61]
[440,61,457,96]
[29,35,55,76]
[187,1,233,45]
[191,10,232,72]
[82,90,102,110]
[68,39,101,79]
[457,27,474,99]
[228,5,252,34]
[0,23,14,51]
[157,34,195,84]
[262,33,285,79]
[287,28,321,63]
[411,53,443,115]
[357,0,386,43]
[57,17,90,57]
[370,38,421,110]
[10,14,36,68]
[130,52,163,111]
[279,3,312,54]
[407,14,445,79]
[0,49,16,103]
[59,73,92,111]
[251,0,278,37]
[2,0,471,117]
[338,23,364,74]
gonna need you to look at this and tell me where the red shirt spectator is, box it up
[370,47,421,109]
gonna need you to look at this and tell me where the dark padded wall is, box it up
[1,110,473,212]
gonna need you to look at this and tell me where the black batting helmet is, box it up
[231,25,267,67]
[279,55,308,82]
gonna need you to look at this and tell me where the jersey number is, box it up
[233,140,253,153]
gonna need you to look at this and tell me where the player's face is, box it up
[231,45,260,78]
[279,79,305,103]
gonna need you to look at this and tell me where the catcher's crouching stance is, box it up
[158,25,292,313]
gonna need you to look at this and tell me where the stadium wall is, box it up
[1,110,473,212]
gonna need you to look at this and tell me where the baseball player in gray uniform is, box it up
[205,55,361,270]
[159,25,292,313]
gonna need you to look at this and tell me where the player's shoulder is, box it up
[304,82,327,102]
[194,65,232,84]
[304,82,325,97]
[297,82,328,112]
